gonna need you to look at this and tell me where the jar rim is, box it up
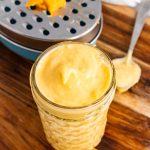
[30,41,116,110]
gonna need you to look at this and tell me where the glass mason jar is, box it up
[30,42,116,150]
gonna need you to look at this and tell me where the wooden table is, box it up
[0,3,150,150]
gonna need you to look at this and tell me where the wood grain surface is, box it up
[0,3,150,150]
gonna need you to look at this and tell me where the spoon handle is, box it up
[126,1,149,63]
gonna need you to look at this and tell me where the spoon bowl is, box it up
[113,57,141,92]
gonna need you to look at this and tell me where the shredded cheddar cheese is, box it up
[26,0,66,15]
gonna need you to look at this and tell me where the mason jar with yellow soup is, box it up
[30,42,116,150]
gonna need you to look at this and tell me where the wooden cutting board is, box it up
[0,3,150,150]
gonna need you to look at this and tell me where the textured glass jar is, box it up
[30,42,116,150]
